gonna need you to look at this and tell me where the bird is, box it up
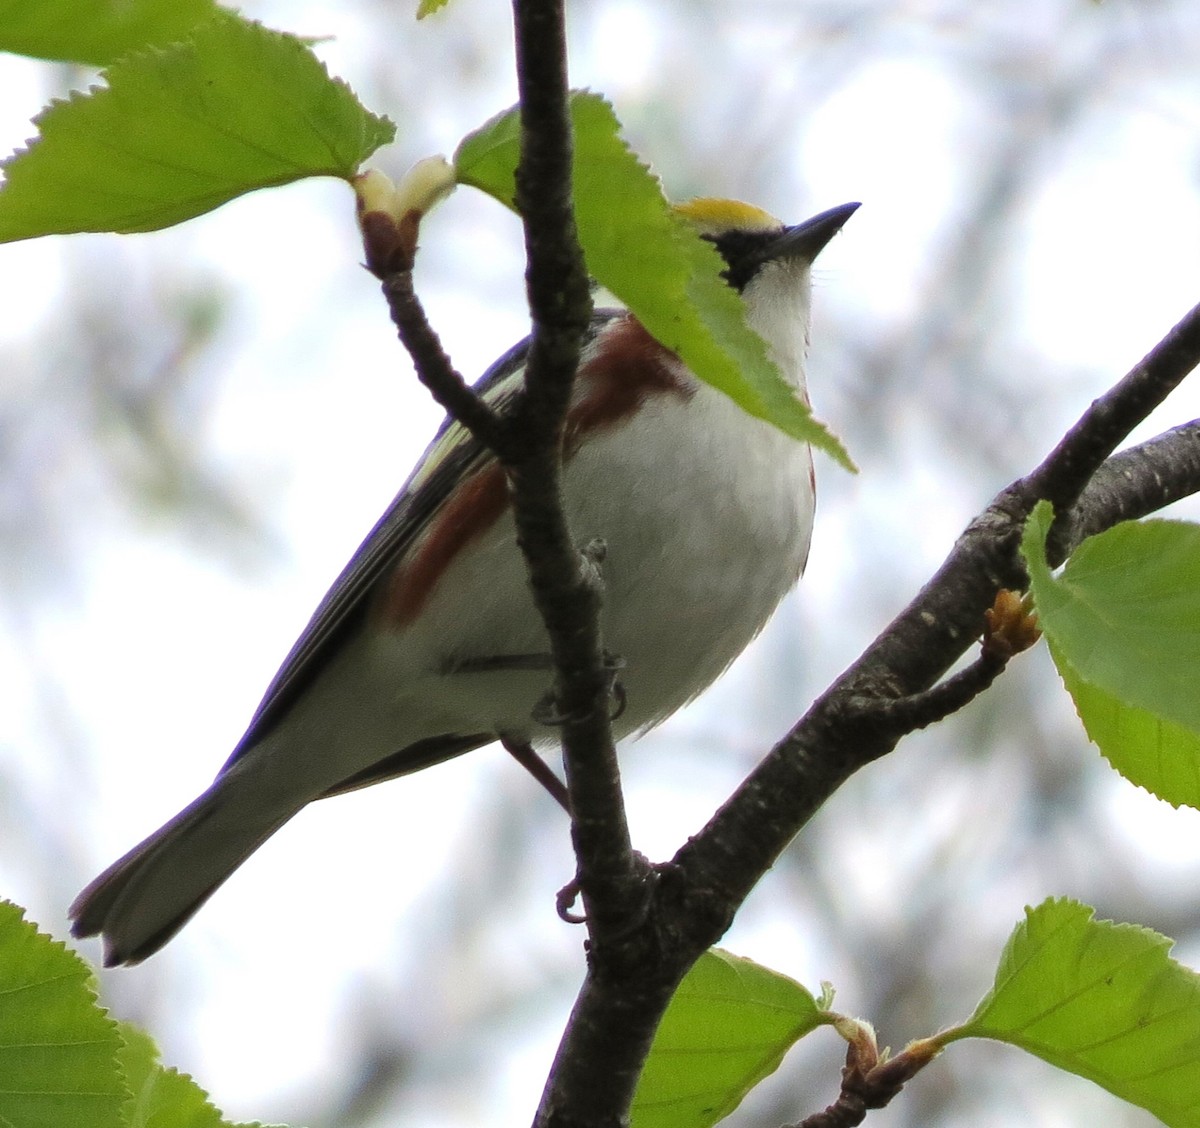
[70,197,859,966]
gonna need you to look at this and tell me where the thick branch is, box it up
[535,965,681,1128]
[360,7,644,1125]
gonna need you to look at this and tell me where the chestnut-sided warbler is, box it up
[70,198,858,965]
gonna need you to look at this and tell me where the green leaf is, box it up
[117,1022,276,1128]
[454,92,853,468]
[949,898,1200,1127]
[1022,501,1200,807]
[0,0,219,66]
[630,949,828,1128]
[0,11,395,242]
[453,100,520,203]
[0,900,127,1128]
[1054,644,1200,806]
[416,0,453,17]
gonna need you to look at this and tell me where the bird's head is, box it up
[674,197,859,388]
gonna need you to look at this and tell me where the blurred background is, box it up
[3,1,1200,1125]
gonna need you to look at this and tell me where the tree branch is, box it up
[363,15,1200,1124]
[507,0,643,950]
[786,1034,938,1128]
[361,0,640,963]
[358,8,648,1125]
[356,171,506,449]
[503,9,667,1128]
[536,300,1200,1128]
[842,587,1039,736]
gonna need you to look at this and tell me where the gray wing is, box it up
[217,336,531,773]
[218,310,621,780]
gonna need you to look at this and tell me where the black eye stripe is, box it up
[703,229,782,292]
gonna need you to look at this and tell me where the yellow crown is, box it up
[673,197,781,236]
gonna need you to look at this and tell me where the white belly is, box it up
[393,380,815,740]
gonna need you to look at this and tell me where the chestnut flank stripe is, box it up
[382,460,510,627]
[563,317,693,455]
[383,316,694,628]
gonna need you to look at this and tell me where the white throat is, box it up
[741,258,815,396]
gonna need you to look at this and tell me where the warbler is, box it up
[70,198,858,965]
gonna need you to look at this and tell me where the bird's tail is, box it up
[70,778,297,966]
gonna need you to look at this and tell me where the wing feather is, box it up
[219,312,619,771]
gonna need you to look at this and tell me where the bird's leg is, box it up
[500,735,570,813]
[448,646,625,813]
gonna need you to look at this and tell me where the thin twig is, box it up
[787,1039,938,1128]
[838,588,1040,734]
[378,269,505,449]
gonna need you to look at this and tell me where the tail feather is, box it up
[70,782,296,966]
